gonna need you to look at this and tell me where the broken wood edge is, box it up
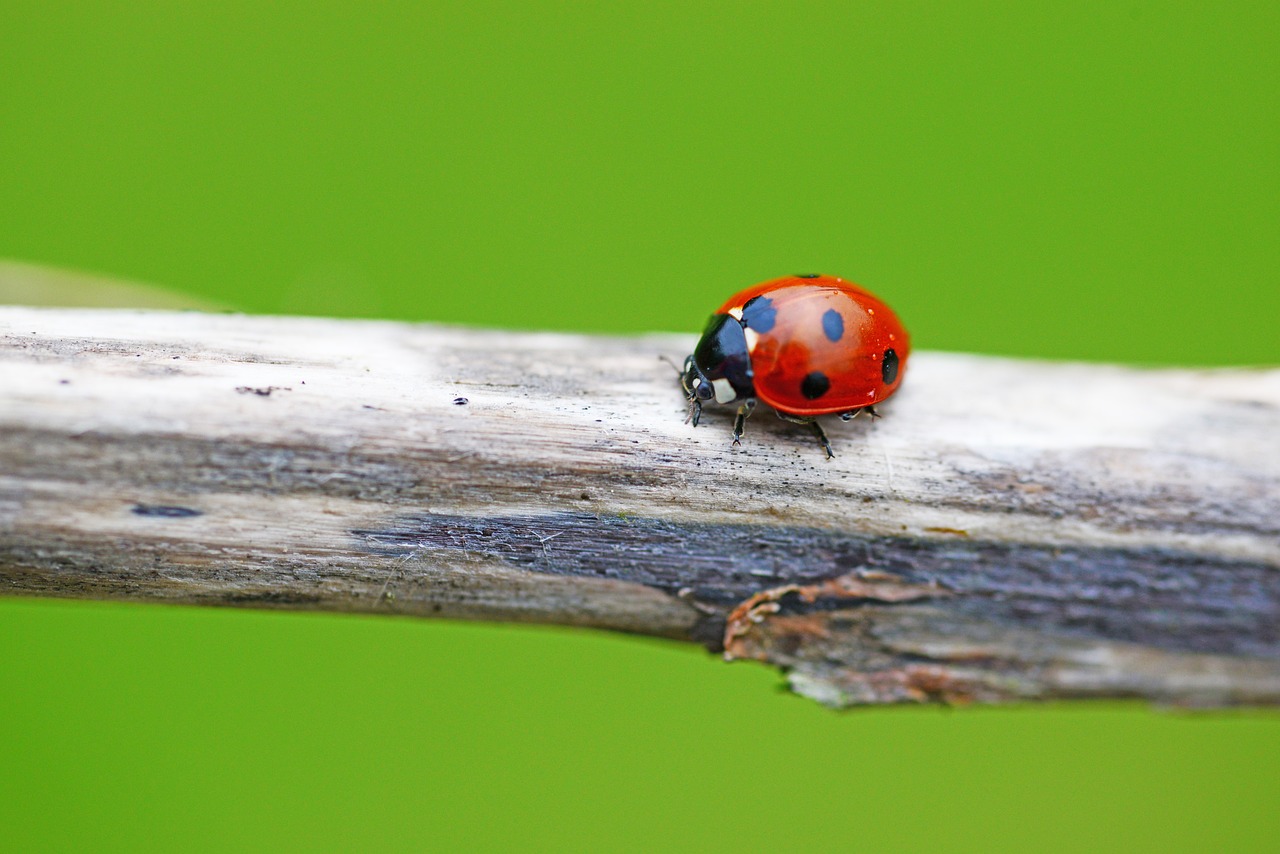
[722,572,1280,708]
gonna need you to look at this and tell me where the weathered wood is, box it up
[2,305,1278,707]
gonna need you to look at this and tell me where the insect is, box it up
[680,274,909,457]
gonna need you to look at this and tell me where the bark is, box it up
[2,305,1278,707]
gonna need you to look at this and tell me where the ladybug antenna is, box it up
[657,354,684,376]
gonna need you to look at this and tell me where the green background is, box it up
[2,2,1278,851]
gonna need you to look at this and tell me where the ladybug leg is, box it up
[839,405,882,423]
[686,398,703,427]
[775,411,836,458]
[808,419,835,459]
[839,406,882,422]
[731,398,756,446]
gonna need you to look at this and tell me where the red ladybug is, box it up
[680,274,909,457]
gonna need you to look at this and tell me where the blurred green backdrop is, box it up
[2,2,1278,851]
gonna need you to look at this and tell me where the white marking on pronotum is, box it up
[727,306,744,320]
[712,378,737,404]
[744,328,760,352]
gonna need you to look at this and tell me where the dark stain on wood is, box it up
[942,448,1280,540]
[220,589,324,606]
[235,385,291,397]
[353,512,1280,659]
[4,423,1275,552]
[131,503,203,518]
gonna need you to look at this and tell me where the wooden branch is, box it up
[2,305,1278,708]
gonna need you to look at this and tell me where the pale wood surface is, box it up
[2,305,1278,706]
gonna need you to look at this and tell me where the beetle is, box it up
[680,274,909,457]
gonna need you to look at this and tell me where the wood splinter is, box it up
[1,304,1278,708]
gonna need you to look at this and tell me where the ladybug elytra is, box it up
[680,274,909,457]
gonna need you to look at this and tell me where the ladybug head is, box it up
[680,313,754,424]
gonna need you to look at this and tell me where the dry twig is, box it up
[2,305,1277,707]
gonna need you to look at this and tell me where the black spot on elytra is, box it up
[882,348,899,384]
[796,273,821,278]
[741,296,777,333]
[822,309,844,342]
[132,504,202,518]
[801,371,830,400]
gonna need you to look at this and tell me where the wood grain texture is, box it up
[2,305,1278,707]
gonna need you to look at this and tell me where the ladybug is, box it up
[680,274,909,457]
